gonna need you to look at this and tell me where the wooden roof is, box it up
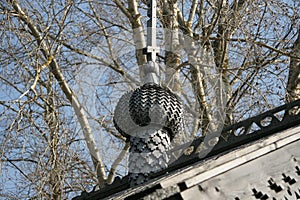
[73,99,300,200]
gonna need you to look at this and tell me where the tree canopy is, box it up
[0,0,299,199]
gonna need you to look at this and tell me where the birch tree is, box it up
[0,0,299,198]
[287,28,300,102]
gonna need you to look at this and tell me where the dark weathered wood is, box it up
[161,126,300,188]
[180,138,300,199]
[183,129,300,189]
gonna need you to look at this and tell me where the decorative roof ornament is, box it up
[113,0,185,186]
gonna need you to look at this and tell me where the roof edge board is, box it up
[160,125,300,188]
[184,129,300,188]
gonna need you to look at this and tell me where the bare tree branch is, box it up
[107,142,130,184]
[287,29,300,102]
[8,0,107,187]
